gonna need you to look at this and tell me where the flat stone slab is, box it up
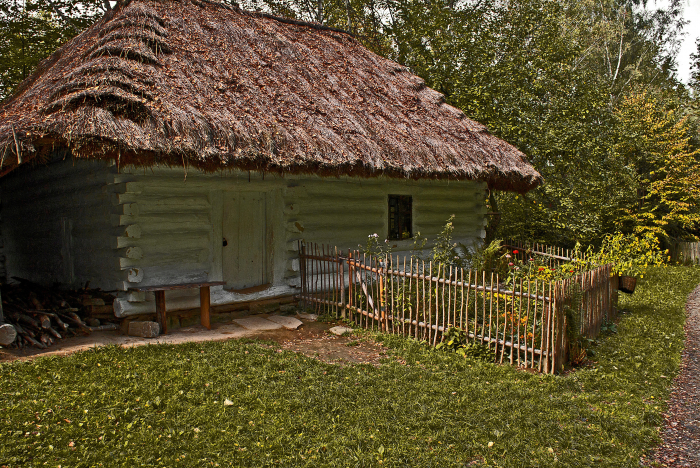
[329,326,353,336]
[298,313,318,321]
[267,315,303,330]
[128,321,160,338]
[233,317,282,331]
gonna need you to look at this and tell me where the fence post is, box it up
[380,255,387,332]
[340,255,346,320]
[553,281,567,374]
[299,241,306,310]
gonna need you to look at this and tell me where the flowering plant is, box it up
[597,232,667,278]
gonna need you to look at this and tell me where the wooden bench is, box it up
[132,282,226,334]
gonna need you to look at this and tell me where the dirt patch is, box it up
[255,321,392,365]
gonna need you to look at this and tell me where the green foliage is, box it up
[1,266,698,466]
[0,0,106,100]
[427,217,507,272]
[613,90,700,239]
[435,327,496,362]
[462,238,506,273]
[598,231,668,277]
[430,215,460,267]
[690,37,700,94]
[362,232,392,258]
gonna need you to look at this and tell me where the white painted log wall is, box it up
[1,161,486,317]
[0,158,123,290]
[111,168,486,316]
[284,176,485,251]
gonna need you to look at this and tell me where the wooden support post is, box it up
[155,290,167,334]
[200,285,211,330]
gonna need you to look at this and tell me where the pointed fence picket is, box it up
[297,241,617,374]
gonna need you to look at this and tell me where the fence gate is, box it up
[298,242,388,331]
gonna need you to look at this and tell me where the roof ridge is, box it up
[121,0,355,37]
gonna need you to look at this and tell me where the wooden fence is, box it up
[504,239,592,267]
[298,241,618,374]
[670,241,700,264]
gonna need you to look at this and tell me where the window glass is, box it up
[388,195,412,240]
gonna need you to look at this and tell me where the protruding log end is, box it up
[0,323,18,346]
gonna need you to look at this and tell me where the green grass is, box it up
[1,265,698,467]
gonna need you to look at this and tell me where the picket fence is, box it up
[297,241,618,374]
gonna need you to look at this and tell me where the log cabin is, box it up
[0,0,542,318]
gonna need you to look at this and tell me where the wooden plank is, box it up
[134,281,226,291]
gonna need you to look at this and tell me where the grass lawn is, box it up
[1,265,699,467]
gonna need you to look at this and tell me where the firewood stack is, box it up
[0,278,117,349]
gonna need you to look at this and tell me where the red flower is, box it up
[508,262,514,266]
[513,249,519,254]
[538,267,546,271]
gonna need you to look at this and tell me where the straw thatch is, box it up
[0,0,542,192]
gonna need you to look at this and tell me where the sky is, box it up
[655,0,700,84]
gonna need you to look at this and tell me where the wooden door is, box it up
[222,192,267,290]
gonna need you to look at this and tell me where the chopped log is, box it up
[10,312,40,329]
[1,279,118,348]
[28,292,44,310]
[0,323,17,346]
[51,314,69,331]
[40,333,52,347]
[38,314,51,329]
[47,327,62,339]
[21,333,46,349]
[85,305,115,319]
[57,312,90,332]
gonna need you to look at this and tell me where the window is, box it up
[388,195,412,240]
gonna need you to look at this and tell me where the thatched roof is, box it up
[0,0,542,192]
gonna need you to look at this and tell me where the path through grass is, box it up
[1,266,698,467]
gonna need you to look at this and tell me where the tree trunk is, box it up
[484,189,501,245]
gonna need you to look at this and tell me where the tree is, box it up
[691,37,700,93]
[614,90,700,239]
[0,0,106,101]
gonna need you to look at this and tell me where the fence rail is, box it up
[298,241,617,374]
